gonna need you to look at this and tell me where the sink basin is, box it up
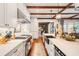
[15,37,27,39]
[21,35,30,36]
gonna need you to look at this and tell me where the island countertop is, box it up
[0,40,25,56]
[49,38,79,56]
[0,35,31,56]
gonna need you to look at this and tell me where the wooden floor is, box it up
[28,37,48,56]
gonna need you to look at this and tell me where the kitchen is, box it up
[0,3,79,56]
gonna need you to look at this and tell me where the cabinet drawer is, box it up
[6,42,25,56]
[5,46,19,56]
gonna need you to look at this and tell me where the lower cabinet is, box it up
[45,39,54,56]
[49,45,54,56]
[6,42,26,56]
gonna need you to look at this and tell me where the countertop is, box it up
[15,35,32,42]
[0,35,31,56]
[49,38,79,56]
[0,40,25,56]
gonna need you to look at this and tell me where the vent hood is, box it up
[17,8,30,24]
[17,19,30,24]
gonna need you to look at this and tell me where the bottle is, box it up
[13,33,15,40]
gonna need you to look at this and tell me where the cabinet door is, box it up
[49,45,54,56]
[6,42,25,56]
[16,42,25,56]
[0,3,5,26]
[5,3,17,27]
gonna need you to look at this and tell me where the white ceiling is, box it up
[31,15,55,18]
[26,3,68,6]
[73,15,79,18]
[62,8,79,13]
[28,9,62,13]
[26,3,79,19]
[61,14,76,18]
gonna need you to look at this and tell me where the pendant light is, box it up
[56,3,61,20]
[56,14,61,19]
[50,9,53,19]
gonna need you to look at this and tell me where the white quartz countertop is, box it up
[0,39,26,56]
[0,34,31,56]
[49,38,79,56]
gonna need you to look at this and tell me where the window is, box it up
[63,21,79,33]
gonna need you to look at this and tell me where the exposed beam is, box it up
[52,15,56,18]
[38,18,79,20]
[30,13,79,15]
[27,6,74,9]
[58,3,73,13]
[69,14,79,18]
[52,3,73,19]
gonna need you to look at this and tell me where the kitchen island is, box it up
[49,38,79,56]
[0,35,32,56]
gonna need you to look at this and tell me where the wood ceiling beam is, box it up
[58,3,73,13]
[69,14,79,18]
[30,13,79,15]
[38,18,79,19]
[53,3,73,19]
[27,6,74,9]
[52,15,56,18]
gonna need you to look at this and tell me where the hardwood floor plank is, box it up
[28,37,48,56]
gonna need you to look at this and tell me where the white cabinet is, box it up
[49,39,54,56]
[0,3,17,27]
[0,3,5,26]
[30,17,39,39]
[6,42,25,56]
[5,3,17,27]
[0,3,30,27]
[45,39,54,56]
[45,41,50,54]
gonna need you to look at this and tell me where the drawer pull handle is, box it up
[14,49,17,53]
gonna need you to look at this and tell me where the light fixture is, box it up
[50,9,53,18]
[56,3,61,20]
[74,3,79,11]
[56,14,61,19]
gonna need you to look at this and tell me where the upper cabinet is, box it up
[0,3,5,26]
[5,3,17,27]
[0,3,17,27]
[0,3,31,28]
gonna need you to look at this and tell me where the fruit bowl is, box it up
[65,34,76,41]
